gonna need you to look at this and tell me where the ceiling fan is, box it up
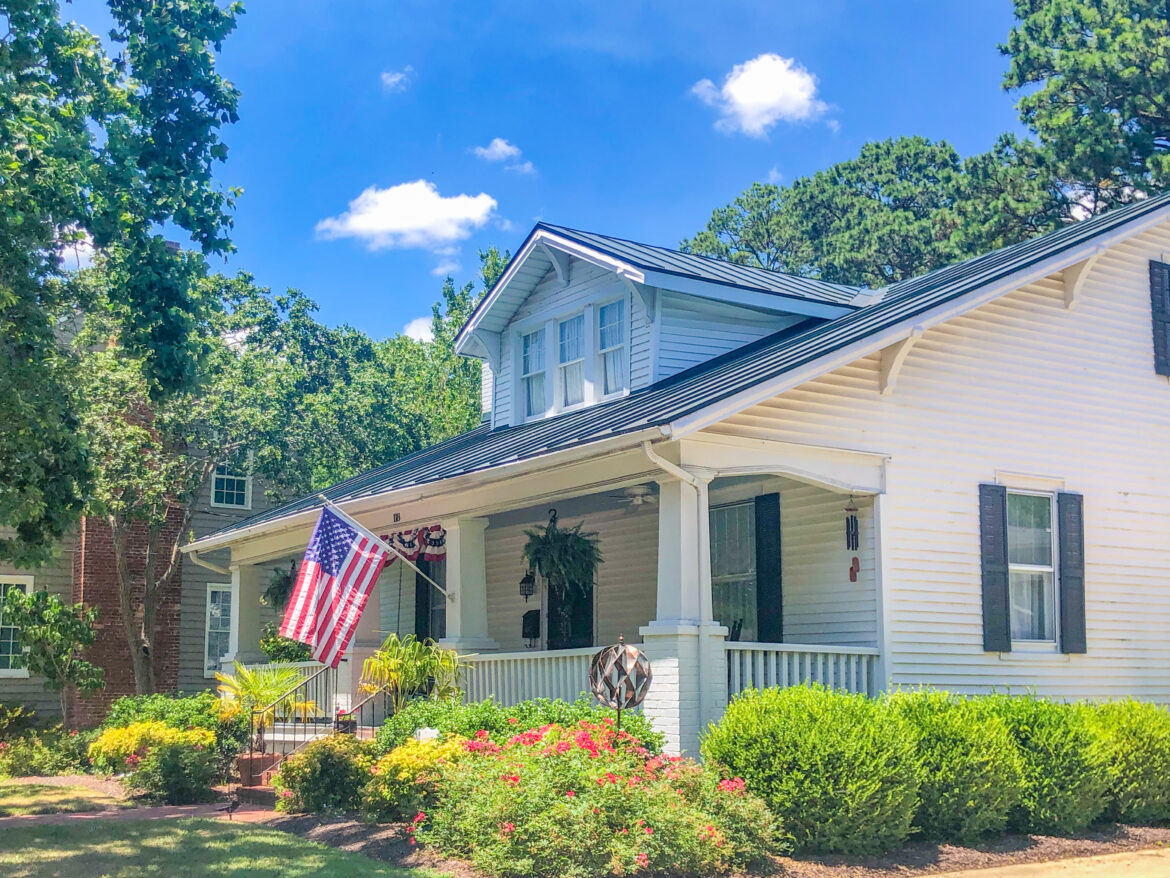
[608,485,658,509]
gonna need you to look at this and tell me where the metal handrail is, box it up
[254,662,332,717]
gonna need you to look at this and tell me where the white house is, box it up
[184,194,1170,755]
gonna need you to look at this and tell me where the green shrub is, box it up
[101,692,247,777]
[0,726,94,777]
[1091,699,1170,825]
[273,733,377,813]
[887,690,1023,842]
[126,738,219,804]
[701,685,921,854]
[0,703,35,740]
[421,721,782,877]
[260,622,313,663]
[376,695,664,754]
[362,735,467,822]
[982,694,1109,834]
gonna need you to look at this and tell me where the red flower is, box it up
[645,826,653,835]
[565,790,575,798]
[506,717,519,724]
[718,777,746,795]
[475,729,490,740]
[502,774,520,785]
[501,822,515,835]
[636,853,649,869]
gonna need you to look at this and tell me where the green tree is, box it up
[0,0,242,566]
[2,588,104,726]
[684,136,1073,288]
[1003,0,1170,207]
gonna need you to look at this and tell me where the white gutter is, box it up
[640,440,699,488]
[187,550,231,576]
[668,200,1170,438]
[182,425,670,556]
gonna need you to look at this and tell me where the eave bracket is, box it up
[879,326,924,396]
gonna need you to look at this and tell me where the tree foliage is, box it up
[0,0,241,565]
[2,588,104,726]
[684,135,1076,288]
[1003,0,1170,206]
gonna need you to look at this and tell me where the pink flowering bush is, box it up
[419,720,782,877]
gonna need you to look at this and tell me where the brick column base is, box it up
[637,623,727,757]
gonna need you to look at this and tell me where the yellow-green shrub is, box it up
[88,721,214,774]
[362,735,466,822]
[273,733,378,813]
[1092,700,1170,825]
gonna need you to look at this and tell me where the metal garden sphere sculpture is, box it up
[589,634,652,731]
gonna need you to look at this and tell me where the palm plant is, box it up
[216,661,319,741]
[360,634,465,713]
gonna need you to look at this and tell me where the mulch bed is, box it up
[269,814,1170,877]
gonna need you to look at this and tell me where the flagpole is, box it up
[315,494,451,601]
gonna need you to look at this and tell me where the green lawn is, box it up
[0,818,437,878]
[0,782,123,817]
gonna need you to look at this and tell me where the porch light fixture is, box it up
[519,569,536,601]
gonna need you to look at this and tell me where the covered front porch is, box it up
[219,433,888,754]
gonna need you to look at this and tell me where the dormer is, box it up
[455,224,862,428]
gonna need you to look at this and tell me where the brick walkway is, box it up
[0,801,276,830]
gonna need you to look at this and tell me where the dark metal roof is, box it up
[201,193,1170,543]
[536,222,862,306]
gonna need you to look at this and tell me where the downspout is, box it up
[188,550,231,577]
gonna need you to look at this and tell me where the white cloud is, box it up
[381,66,414,92]
[473,137,522,162]
[692,53,828,137]
[57,226,94,272]
[315,180,497,250]
[431,259,461,277]
[505,160,536,175]
[767,166,783,184]
[402,316,435,342]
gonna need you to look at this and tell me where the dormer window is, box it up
[521,328,547,418]
[558,314,585,408]
[598,299,626,396]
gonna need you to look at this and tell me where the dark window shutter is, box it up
[979,484,1012,652]
[1057,492,1087,654]
[1149,260,1170,376]
[754,493,782,643]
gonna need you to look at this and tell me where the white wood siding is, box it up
[494,260,652,427]
[700,220,1170,700]
[480,360,493,417]
[656,292,803,381]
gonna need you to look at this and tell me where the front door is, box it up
[546,582,593,650]
[710,493,781,642]
[414,558,447,641]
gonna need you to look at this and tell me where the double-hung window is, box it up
[205,585,232,677]
[0,577,32,675]
[521,328,547,418]
[709,502,758,642]
[558,314,585,408]
[1006,491,1057,644]
[212,464,251,509]
[597,300,626,396]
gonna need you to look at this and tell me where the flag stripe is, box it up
[279,509,390,668]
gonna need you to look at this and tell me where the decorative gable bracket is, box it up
[879,325,924,396]
[1063,246,1105,310]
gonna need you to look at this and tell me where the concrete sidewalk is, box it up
[944,847,1170,877]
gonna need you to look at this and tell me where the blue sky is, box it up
[70,1,1026,340]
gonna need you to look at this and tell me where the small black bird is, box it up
[218,795,241,820]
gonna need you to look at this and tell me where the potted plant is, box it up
[522,510,602,649]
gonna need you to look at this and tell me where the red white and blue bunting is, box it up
[379,524,446,565]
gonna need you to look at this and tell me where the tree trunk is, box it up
[111,517,156,694]
[59,687,69,730]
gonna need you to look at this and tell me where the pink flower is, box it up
[280,789,293,799]
[502,774,520,786]
[501,822,515,835]
[409,838,416,846]
[565,790,575,798]
[718,776,746,795]
[506,717,519,724]
[475,729,489,740]
[645,826,653,835]
[636,853,649,869]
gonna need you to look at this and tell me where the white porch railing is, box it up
[462,647,596,706]
[725,642,879,698]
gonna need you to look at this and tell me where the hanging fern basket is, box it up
[522,509,603,600]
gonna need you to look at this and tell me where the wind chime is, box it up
[844,496,860,582]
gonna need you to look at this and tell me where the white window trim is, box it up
[204,583,233,678]
[1006,489,1061,652]
[556,312,589,413]
[211,463,253,510]
[596,295,631,401]
[0,575,33,678]
[519,326,550,421]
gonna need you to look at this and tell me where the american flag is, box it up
[280,507,390,668]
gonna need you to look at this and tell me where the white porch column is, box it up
[224,563,265,668]
[639,475,726,757]
[438,517,499,651]
[341,569,385,711]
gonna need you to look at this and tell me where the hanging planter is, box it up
[522,508,603,601]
